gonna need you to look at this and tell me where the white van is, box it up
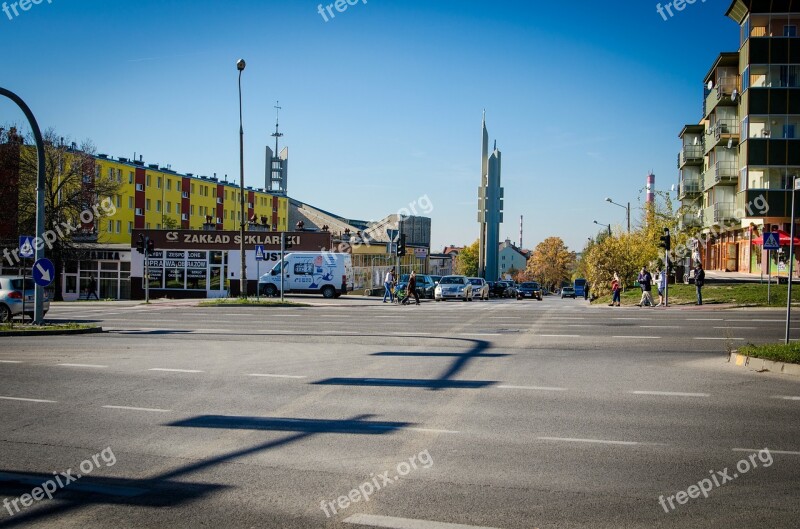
[258,252,354,298]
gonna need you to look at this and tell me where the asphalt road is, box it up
[0,295,799,528]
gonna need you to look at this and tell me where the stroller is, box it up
[393,284,410,305]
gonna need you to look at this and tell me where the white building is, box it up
[498,238,529,278]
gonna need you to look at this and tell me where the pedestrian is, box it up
[87,277,99,300]
[408,270,420,305]
[609,273,621,307]
[656,268,666,306]
[383,268,395,303]
[637,266,654,307]
[695,262,705,305]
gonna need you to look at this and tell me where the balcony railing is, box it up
[714,202,737,223]
[716,77,739,99]
[715,161,739,183]
[714,119,740,140]
[679,179,701,198]
[679,145,704,167]
[678,213,702,230]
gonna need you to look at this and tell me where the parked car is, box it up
[517,282,543,300]
[429,275,442,286]
[499,280,518,298]
[468,278,490,300]
[488,281,507,298]
[560,286,577,299]
[434,275,473,301]
[0,276,50,322]
[398,274,436,299]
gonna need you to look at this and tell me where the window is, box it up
[785,25,797,37]
[116,195,121,208]
[135,208,143,216]
[129,171,133,184]
[167,201,172,213]
[146,174,151,187]
[108,168,114,180]
[177,181,181,192]
[146,198,151,211]
[191,183,195,194]
[176,204,180,215]
[116,220,121,233]
[128,196,134,209]
[128,222,133,234]
[157,176,162,189]
[167,179,172,191]
[107,220,113,232]
[117,168,122,182]
[191,205,195,215]
[156,200,162,213]
[135,183,144,192]
[146,223,151,229]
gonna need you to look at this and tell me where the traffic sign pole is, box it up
[280,233,285,302]
[786,179,799,344]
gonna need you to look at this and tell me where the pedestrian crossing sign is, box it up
[763,232,780,251]
[19,236,35,258]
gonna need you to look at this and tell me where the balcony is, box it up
[714,202,738,223]
[714,161,739,184]
[678,145,704,167]
[716,77,739,100]
[678,212,702,231]
[678,179,701,199]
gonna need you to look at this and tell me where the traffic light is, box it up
[136,234,145,254]
[147,238,155,255]
[396,234,406,257]
[660,228,671,251]
[283,232,293,249]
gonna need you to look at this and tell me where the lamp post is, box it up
[0,87,46,324]
[605,197,630,233]
[786,176,799,344]
[237,58,247,298]
[594,220,611,237]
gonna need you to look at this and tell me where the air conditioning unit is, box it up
[135,208,143,216]
[181,214,189,221]
[135,183,144,191]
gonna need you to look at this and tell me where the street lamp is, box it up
[594,220,611,236]
[605,197,630,233]
[237,58,247,298]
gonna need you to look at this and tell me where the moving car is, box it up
[517,282,543,300]
[398,274,436,299]
[259,252,354,298]
[434,275,473,301]
[468,277,490,300]
[574,278,588,298]
[561,286,577,299]
[0,276,50,322]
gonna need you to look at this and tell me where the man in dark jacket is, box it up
[695,263,705,305]
[407,271,420,305]
[637,267,654,307]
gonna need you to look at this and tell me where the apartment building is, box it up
[677,0,800,274]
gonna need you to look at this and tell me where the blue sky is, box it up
[0,0,737,251]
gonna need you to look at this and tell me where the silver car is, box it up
[0,276,51,322]
[468,277,490,300]
[434,275,474,301]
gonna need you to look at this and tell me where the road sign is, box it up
[255,245,266,261]
[763,232,780,251]
[386,229,399,242]
[19,235,34,258]
[414,248,428,259]
[32,258,55,287]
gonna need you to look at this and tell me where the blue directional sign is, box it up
[32,258,55,287]
[763,232,781,251]
[255,245,266,261]
[19,235,34,258]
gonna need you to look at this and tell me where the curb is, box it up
[0,327,104,338]
[728,352,800,377]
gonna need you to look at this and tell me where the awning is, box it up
[752,229,800,246]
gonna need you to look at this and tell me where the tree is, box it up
[525,237,576,291]
[454,239,479,277]
[11,128,120,300]
[582,231,659,296]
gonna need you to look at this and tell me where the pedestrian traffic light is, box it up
[396,234,407,257]
[283,232,293,249]
[660,228,671,251]
[136,234,145,254]
[147,238,155,255]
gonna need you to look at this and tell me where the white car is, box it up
[435,275,473,301]
[468,278,490,300]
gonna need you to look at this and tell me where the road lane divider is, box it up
[102,405,172,413]
[148,368,204,373]
[344,514,502,529]
[0,396,56,403]
[631,391,710,398]
[248,373,307,379]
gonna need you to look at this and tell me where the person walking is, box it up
[609,273,621,307]
[87,277,99,300]
[656,268,666,306]
[383,268,395,303]
[637,266,654,307]
[408,270,420,305]
[695,262,705,305]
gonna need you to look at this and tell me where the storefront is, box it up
[130,229,333,299]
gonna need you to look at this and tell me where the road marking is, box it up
[498,385,568,391]
[613,335,660,339]
[459,333,501,337]
[0,396,56,403]
[725,319,783,322]
[687,318,724,321]
[775,396,800,401]
[639,325,681,329]
[614,318,649,320]
[102,405,172,413]
[343,513,502,529]
[732,448,800,456]
[694,337,745,341]
[58,363,108,369]
[390,332,433,336]
[539,334,582,338]
[537,436,642,446]
[248,373,307,379]
[631,391,710,398]
[148,368,204,373]
[487,317,521,320]
[366,425,459,434]
[0,360,22,364]
[714,326,757,330]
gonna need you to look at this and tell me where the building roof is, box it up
[442,246,463,255]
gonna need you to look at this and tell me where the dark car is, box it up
[517,282,543,300]
[398,274,436,299]
[500,281,518,298]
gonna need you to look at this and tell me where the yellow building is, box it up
[93,154,288,244]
